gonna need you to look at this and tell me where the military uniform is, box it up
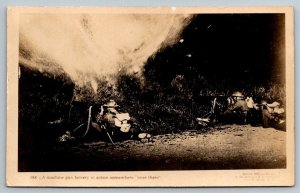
[223,91,248,124]
[261,101,285,130]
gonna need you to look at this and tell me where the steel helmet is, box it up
[231,91,244,98]
[104,100,117,108]
[261,100,268,105]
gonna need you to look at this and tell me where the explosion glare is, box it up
[19,13,192,92]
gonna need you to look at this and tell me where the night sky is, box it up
[144,14,285,89]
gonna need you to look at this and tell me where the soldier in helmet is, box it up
[90,100,119,136]
[101,100,119,125]
[223,91,249,124]
[261,100,285,130]
[93,99,151,142]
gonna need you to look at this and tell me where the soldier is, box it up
[93,99,151,142]
[261,100,285,130]
[100,100,119,125]
[91,100,119,137]
[223,91,249,124]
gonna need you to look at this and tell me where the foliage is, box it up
[19,64,286,137]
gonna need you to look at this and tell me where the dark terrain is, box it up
[19,124,286,171]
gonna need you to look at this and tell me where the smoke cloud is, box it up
[19,13,192,92]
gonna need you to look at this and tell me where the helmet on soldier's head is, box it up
[261,100,268,105]
[260,100,268,110]
[104,100,117,108]
[231,91,244,101]
[104,100,118,113]
[232,91,244,97]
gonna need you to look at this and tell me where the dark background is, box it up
[145,14,285,90]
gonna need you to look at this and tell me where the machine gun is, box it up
[59,101,146,144]
[196,95,229,126]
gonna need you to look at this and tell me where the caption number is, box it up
[30,176,37,180]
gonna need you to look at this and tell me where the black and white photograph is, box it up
[7,7,294,187]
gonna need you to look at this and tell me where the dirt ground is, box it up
[41,124,286,171]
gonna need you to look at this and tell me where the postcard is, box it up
[7,6,294,187]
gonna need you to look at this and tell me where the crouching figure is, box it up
[261,100,285,131]
[223,91,248,124]
[92,100,151,144]
[196,92,249,126]
[58,100,151,144]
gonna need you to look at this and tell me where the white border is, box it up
[6,6,294,187]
